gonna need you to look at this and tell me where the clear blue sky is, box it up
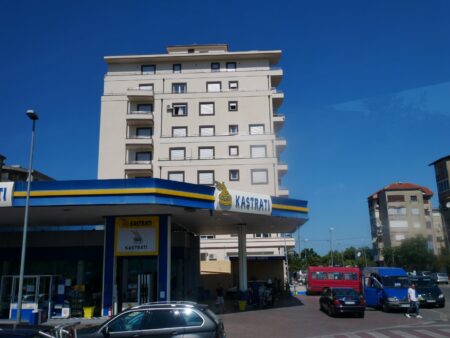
[1,0,449,254]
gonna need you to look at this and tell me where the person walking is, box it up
[405,282,422,318]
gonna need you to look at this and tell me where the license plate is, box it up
[345,301,355,305]
[401,304,410,307]
[427,300,436,303]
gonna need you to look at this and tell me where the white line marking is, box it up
[414,329,450,338]
[390,330,421,338]
[365,332,392,338]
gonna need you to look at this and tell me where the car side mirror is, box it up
[101,326,110,337]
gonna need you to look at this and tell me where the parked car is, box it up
[416,271,432,277]
[319,287,365,318]
[76,302,225,338]
[0,324,54,338]
[431,272,449,284]
[410,277,445,308]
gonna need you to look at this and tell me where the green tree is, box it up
[383,236,436,270]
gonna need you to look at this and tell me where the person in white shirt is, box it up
[405,283,422,318]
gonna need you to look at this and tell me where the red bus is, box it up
[307,266,362,294]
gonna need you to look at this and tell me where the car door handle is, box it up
[170,331,179,335]
[131,334,140,338]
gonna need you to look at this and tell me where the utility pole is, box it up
[329,227,334,266]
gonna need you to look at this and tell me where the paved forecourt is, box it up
[221,287,450,338]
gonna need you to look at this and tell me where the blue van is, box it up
[362,267,410,312]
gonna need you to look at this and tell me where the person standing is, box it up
[216,283,225,314]
[405,283,422,318]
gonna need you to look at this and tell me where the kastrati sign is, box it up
[214,182,272,216]
[0,182,14,207]
[115,216,159,256]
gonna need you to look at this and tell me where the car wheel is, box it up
[319,302,323,311]
[328,306,334,317]
[359,312,365,318]
[382,303,390,313]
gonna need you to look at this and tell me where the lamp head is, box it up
[26,110,39,121]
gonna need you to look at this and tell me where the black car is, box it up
[76,302,225,338]
[0,324,54,338]
[411,277,445,308]
[319,287,365,318]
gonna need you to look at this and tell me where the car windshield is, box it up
[381,276,409,288]
[416,279,436,287]
[333,289,358,297]
[437,273,447,277]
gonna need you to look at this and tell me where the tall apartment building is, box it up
[97,44,294,270]
[368,182,445,261]
[430,155,450,248]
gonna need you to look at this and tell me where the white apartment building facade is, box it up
[98,44,295,266]
[368,182,445,262]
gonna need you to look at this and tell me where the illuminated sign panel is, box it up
[214,182,272,215]
[114,216,159,256]
[0,182,14,207]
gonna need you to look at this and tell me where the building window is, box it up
[136,104,153,113]
[437,178,450,194]
[211,62,220,72]
[199,147,214,160]
[410,196,418,202]
[229,81,239,90]
[198,171,214,185]
[170,148,186,160]
[199,126,215,136]
[135,152,152,163]
[228,101,238,111]
[141,65,155,74]
[226,62,237,72]
[172,127,187,137]
[200,235,216,240]
[411,208,420,215]
[250,145,267,158]
[139,83,153,91]
[136,127,152,138]
[207,82,221,92]
[249,124,265,135]
[229,125,239,135]
[199,102,215,116]
[200,253,208,261]
[387,195,405,202]
[168,171,184,182]
[229,169,239,181]
[172,103,188,116]
[388,207,406,215]
[424,209,431,216]
[173,64,182,73]
[172,83,187,93]
[229,146,239,156]
[254,233,270,238]
[251,169,268,184]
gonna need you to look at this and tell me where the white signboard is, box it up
[115,216,159,256]
[0,182,14,207]
[214,182,272,215]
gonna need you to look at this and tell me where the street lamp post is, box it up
[16,110,39,323]
[304,238,309,263]
[329,227,334,266]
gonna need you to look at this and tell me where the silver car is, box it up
[432,272,449,284]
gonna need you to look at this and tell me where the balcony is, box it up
[126,136,153,145]
[277,162,288,177]
[275,137,287,154]
[271,88,284,109]
[127,87,154,100]
[124,162,153,171]
[278,187,289,197]
[270,67,283,87]
[127,111,154,121]
[125,169,153,179]
[273,113,285,133]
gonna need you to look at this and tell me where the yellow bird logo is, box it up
[214,181,232,207]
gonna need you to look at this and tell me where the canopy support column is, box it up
[238,224,247,292]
